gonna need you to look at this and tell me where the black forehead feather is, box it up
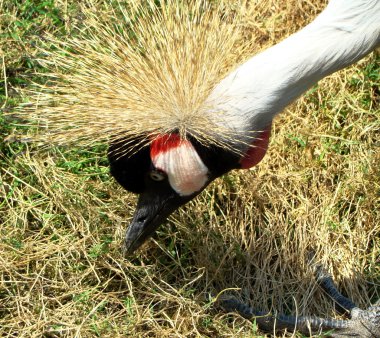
[188,135,240,178]
[108,137,151,194]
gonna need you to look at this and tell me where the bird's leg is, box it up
[315,265,357,315]
[216,265,380,337]
[216,294,350,335]
[315,265,380,337]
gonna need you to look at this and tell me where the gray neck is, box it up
[206,0,380,138]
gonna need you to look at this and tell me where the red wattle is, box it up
[240,124,272,169]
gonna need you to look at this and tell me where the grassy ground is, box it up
[1,0,379,337]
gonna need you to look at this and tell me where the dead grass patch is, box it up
[1,0,379,337]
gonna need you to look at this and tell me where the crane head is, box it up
[108,128,270,255]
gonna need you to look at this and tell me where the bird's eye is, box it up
[149,169,166,181]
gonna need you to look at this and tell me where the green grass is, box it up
[1,1,379,337]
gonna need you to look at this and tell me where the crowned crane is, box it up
[108,0,380,253]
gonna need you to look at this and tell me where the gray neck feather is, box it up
[206,0,380,140]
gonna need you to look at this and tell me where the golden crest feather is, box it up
[17,0,254,155]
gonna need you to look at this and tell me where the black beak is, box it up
[124,188,189,255]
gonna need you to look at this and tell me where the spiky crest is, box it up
[17,0,257,156]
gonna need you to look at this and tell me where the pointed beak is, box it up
[124,189,187,255]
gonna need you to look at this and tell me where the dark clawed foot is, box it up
[315,264,380,337]
[216,264,380,337]
[216,294,350,336]
[315,265,357,315]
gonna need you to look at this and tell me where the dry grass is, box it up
[1,0,379,337]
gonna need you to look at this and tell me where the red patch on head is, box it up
[240,124,272,169]
[149,133,208,195]
[150,134,182,158]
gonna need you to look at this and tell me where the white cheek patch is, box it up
[152,141,209,196]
